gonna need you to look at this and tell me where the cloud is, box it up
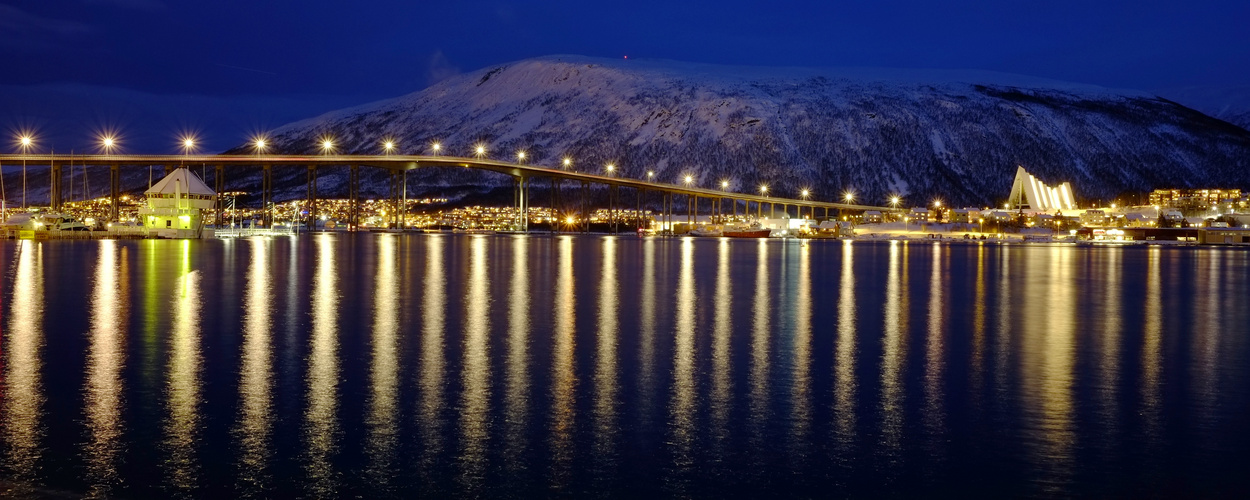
[426,50,461,86]
[0,4,91,38]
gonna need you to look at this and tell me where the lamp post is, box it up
[562,157,572,169]
[20,135,32,208]
[517,151,526,164]
[474,145,486,159]
[431,142,441,155]
[383,140,396,155]
[800,189,810,219]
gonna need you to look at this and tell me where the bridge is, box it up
[0,154,898,231]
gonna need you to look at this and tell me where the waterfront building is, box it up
[1080,209,1109,227]
[1149,188,1242,211]
[137,167,217,238]
[907,207,930,222]
[1006,165,1076,211]
[1197,227,1250,245]
[861,210,884,224]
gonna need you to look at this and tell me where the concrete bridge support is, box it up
[109,164,121,222]
[349,164,360,230]
[306,165,318,230]
[50,162,62,211]
[214,165,224,226]
[262,164,273,227]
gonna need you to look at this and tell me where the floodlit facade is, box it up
[1148,188,1242,211]
[138,167,217,238]
[1007,166,1076,211]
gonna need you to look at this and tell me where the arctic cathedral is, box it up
[1006,166,1076,211]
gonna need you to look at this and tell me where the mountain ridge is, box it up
[238,55,1250,206]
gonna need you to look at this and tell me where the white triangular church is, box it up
[139,167,217,238]
[1007,166,1076,211]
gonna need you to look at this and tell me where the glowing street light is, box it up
[562,157,572,168]
[383,140,396,154]
[20,136,31,148]
[100,135,117,154]
[844,192,855,203]
[606,163,615,175]
[254,137,268,154]
[933,199,942,208]
[647,171,654,181]
[474,145,486,158]
[431,142,442,155]
[321,138,335,154]
[890,196,901,208]
[17,134,34,209]
[684,175,693,186]
[801,189,810,199]
[517,151,526,163]
[181,137,196,155]
[721,180,729,189]
[760,185,769,195]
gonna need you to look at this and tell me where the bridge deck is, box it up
[0,154,895,211]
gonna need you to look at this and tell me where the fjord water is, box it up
[1,235,1248,498]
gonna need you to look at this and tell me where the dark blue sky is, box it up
[3,0,1248,152]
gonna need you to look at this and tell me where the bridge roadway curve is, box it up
[0,153,897,213]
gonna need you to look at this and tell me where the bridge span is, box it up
[0,154,897,231]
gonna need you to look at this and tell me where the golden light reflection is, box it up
[1097,248,1122,442]
[749,239,771,444]
[833,240,857,446]
[711,240,733,447]
[366,235,399,486]
[1020,246,1076,493]
[85,240,127,496]
[504,235,531,471]
[879,241,908,455]
[1192,250,1221,447]
[3,241,44,486]
[458,236,491,492]
[789,241,813,458]
[166,240,201,491]
[550,236,577,487]
[970,244,986,402]
[670,238,697,478]
[923,243,946,444]
[594,237,620,465]
[419,236,447,463]
[1141,247,1162,442]
[237,238,273,492]
[638,239,658,418]
[304,235,340,496]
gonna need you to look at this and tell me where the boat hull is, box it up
[723,230,772,238]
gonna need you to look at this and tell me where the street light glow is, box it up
[322,139,334,151]
[20,136,32,147]
[934,200,942,208]
[891,196,901,206]
[684,175,693,185]
[431,142,441,153]
[475,145,486,157]
[844,192,854,202]
[801,189,810,197]
[384,141,395,151]
[606,164,615,173]
[721,180,729,189]
[647,171,654,179]
[760,185,768,194]
[563,157,571,167]
[517,151,526,161]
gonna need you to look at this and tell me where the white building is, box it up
[138,167,217,238]
[1007,166,1076,211]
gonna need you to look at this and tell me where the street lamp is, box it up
[18,135,34,209]
[517,151,526,163]
[254,137,268,154]
[431,142,441,155]
[647,171,654,181]
[844,192,854,203]
[562,157,572,169]
[321,138,335,154]
[474,145,486,158]
[760,185,768,195]
[721,180,729,189]
[383,140,396,155]
[684,175,693,186]
[181,137,196,156]
[606,163,615,175]
[100,135,117,154]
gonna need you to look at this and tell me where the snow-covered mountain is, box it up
[1156,85,1250,132]
[238,55,1250,206]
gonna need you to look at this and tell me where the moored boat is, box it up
[723,222,771,238]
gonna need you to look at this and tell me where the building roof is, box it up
[145,167,215,196]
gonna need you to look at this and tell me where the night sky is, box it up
[3,0,1248,152]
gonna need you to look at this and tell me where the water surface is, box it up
[1,235,1248,498]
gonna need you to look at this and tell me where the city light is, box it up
[760,185,768,194]
[606,163,615,174]
[100,135,117,153]
[801,189,810,198]
[321,138,335,153]
[431,142,442,154]
[934,199,942,208]
[517,151,526,162]
[684,175,693,185]
[844,192,855,203]
[20,136,32,147]
[254,137,268,153]
[562,157,572,168]
[721,180,729,189]
[474,145,486,158]
[182,137,195,154]
[383,140,396,154]
[647,171,654,180]
[890,196,901,207]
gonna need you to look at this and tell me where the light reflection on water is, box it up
[0,236,1247,498]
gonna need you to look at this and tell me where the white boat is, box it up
[689,224,723,237]
[2,211,91,232]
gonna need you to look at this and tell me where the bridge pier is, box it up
[306,165,318,231]
[50,162,62,211]
[109,164,120,222]
[214,165,224,227]
[262,164,272,227]
[349,164,359,230]
[581,181,589,233]
[551,177,559,234]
